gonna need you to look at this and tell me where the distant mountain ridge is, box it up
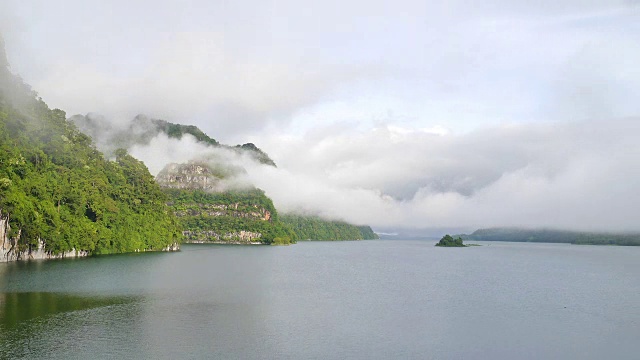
[459,227,640,246]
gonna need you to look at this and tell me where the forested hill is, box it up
[70,113,276,166]
[0,39,181,259]
[281,214,379,241]
[157,162,295,245]
[459,228,640,246]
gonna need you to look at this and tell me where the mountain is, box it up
[459,228,640,246]
[0,38,377,252]
[69,113,276,166]
[158,162,295,245]
[71,108,380,243]
[0,40,181,261]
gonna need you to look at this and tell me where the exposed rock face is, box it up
[0,210,179,262]
[157,162,285,244]
[182,230,263,244]
[162,243,181,251]
[1,211,89,262]
[173,203,272,220]
[156,163,219,191]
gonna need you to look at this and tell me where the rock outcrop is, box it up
[158,162,295,244]
[1,211,89,262]
[156,162,219,191]
[0,209,179,262]
[182,230,263,244]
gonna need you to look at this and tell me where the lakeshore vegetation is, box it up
[281,214,379,241]
[0,44,180,255]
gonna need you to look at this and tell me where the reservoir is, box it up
[0,240,638,359]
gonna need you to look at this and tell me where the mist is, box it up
[95,112,640,233]
[1,0,639,232]
[240,118,640,232]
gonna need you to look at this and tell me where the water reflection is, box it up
[0,292,138,329]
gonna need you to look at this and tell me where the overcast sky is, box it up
[2,0,640,232]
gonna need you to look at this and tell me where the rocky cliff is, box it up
[158,163,295,245]
[156,163,220,191]
[0,209,179,262]
[0,210,88,262]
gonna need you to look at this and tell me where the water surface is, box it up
[1,241,638,359]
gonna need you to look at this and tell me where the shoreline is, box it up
[183,241,265,245]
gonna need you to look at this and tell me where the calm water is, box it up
[0,240,638,359]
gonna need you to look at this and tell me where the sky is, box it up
[1,0,640,232]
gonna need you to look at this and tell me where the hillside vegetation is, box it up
[460,228,640,246]
[0,39,181,256]
[281,214,379,241]
[164,188,295,245]
[435,234,466,247]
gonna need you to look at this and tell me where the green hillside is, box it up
[164,188,295,245]
[281,214,379,241]
[0,40,181,256]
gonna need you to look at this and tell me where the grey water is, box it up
[0,240,638,359]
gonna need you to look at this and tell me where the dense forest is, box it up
[0,39,181,256]
[281,214,379,241]
[164,188,296,245]
[459,228,640,246]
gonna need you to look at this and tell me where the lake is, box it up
[0,240,638,359]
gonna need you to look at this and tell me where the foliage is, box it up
[0,57,181,255]
[164,188,295,245]
[233,143,276,166]
[435,234,466,247]
[460,228,640,246]
[280,214,379,241]
[133,121,276,166]
[153,119,219,146]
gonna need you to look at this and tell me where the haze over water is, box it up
[1,241,638,359]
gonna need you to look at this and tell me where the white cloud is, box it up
[243,118,640,231]
[2,0,639,232]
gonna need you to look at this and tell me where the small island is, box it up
[435,234,466,247]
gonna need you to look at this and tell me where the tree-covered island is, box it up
[435,234,467,247]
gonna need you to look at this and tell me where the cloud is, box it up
[2,0,639,233]
[2,0,637,143]
[31,31,378,140]
[69,110,640,233]
[242,118,640,232]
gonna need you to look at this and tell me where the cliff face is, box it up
[182,230,263,244]
[0,209,179,262]
[0,210,88,262]
[158,162,295,245]
[156,163,219,191]
[173,203,271,221]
